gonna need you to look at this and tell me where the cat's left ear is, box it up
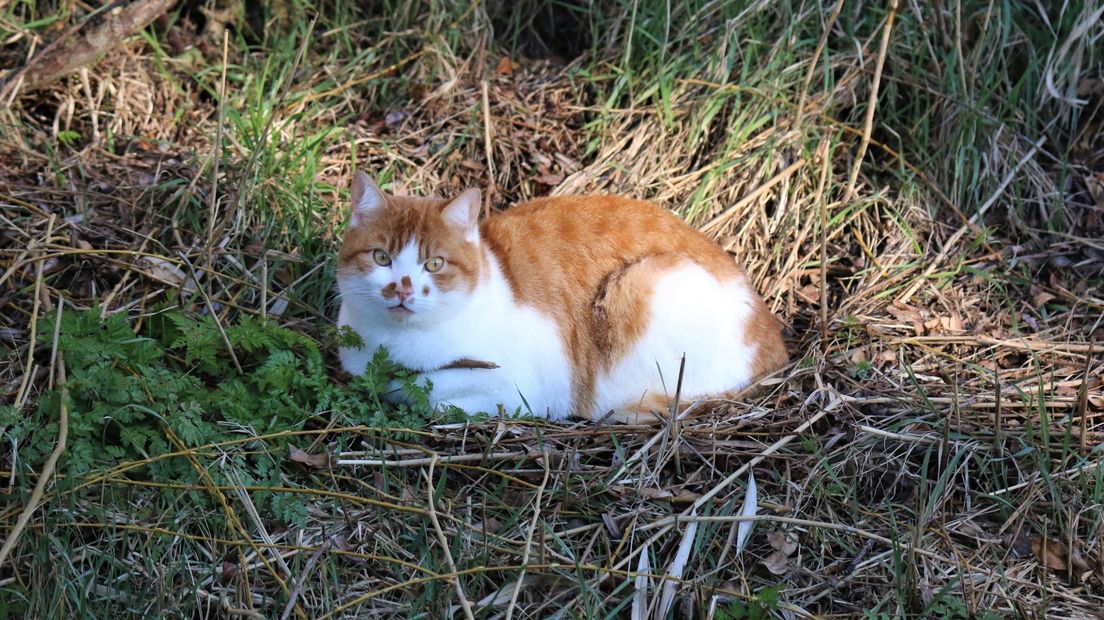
[350,170,386,226]
[441,188,481,241]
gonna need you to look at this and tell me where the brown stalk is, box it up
[426,457,476,620]
[13,215,55,409]
[814,139,832,351]
[481,80,497,216]
[279,538,335,620]
[441,358,500,370]
[1077,341,1094,455]
[204,30,230,262]
[994,366,1004,456]
[504,449,550,620]
[0,306,67,569]
[796,0,846,125]
[841,0,897,206]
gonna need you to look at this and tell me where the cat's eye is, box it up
[372,249,392,266]
[425,257,445,272]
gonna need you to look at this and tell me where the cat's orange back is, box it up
[480,195,787,415]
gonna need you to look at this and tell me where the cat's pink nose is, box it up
[396,276,414,302]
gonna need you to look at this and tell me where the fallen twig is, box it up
[279,538,335,620]
[426,457,476,620]
[0,317,67,568]
[0,0,176,101]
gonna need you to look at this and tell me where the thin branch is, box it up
[841,0,897,205]
[426,457,476,620]
[0,0,175,100]
[504,449,550,619]
[0,309,68,568]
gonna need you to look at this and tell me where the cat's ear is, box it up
[441,188,481,241]
[350,170,386,225]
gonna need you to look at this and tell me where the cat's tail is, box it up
[599,368,789,425]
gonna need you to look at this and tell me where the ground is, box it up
[0,1,1102,618]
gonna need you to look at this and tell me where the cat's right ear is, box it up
[350,170,386,226]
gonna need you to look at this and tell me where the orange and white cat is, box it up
[337,171,787,421]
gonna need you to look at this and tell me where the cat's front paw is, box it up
[428,395,500,417]
[382,376,418,405]
[390,368,517,417]
[385,377,487,415]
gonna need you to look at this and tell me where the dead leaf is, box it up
[887,302,927,335]
[632,543,651,620]
[384,110,407,128]
[128,169,157,186]
[1031,536,1069,571]
[602,513,622,538]
[1032,290,1057,308]
[658,511,698,618]
[796,283,820,304]
[850,347,867,365]
[219,559,238,583]
[288,445,330,469]
[137,256,197,292]
[1006,530,1034,559]
[495,56,517,75]
[944,312,964,332]
[553,152,582,172]
[1077,78,1104,98]
[1085,173,1104,208]
[767,531,797,555]
[762,550,791,575]
[762,530,797,575]
[472,517,501,534]
[1028,535,1100,581]
[1069,545,1093,574]
[333,535,352,552]
[533,171,564,186]
[888,302,923,324]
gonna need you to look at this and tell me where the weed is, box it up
[717,584,785,620]
[4,306,436,526]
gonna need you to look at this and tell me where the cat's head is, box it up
[337,171,484,326]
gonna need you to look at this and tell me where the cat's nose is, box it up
[396,277,414,301]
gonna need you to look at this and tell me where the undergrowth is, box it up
[1,306,439,527]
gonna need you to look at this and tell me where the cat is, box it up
[336,171,788,422]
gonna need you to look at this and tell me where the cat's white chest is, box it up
[338,264,573,419]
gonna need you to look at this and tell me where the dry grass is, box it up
[1,1,1103,618]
